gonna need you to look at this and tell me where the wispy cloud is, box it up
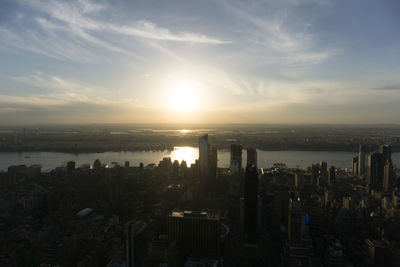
[110,21,228,44]
[373,86,400,91]
[8,73,143,108]
[0,0,227,63]
[220,0,338,66]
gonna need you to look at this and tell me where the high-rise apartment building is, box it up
[230,143,242,173]
[199,134,209,176]
[167,211,221,258]
[352,156,358,177]
[246,147,257,167]
[328,166,336,186]
[383,159,394,192]
[367,153,384,191]
[244,164,258,243]
[358,144,367,176]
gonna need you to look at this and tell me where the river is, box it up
[2,147,399,172]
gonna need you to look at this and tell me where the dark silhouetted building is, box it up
[125,221,135,267]
[325,242,345,267]
[288,200,302,241]
[367,153,384,191]
[207,147,217,190]
[244,164,258,243]
[67,161,75,173]
[199,134,217,191]
[358,144,367,176]
[379,144,392,165]
[295,170,304,189]
[246,147,257,167]
[328,166,336,186]
[230,143,242,173]
[311,164,319,185]
[199,134,209,176]
[383,159,394,192]
[167,211,221,258]
[125,220,148,267]
[93,159,101,171]
[352,156,358,177]
[365,239,393,267]
[284,200,315,266]
[320,161,328,176]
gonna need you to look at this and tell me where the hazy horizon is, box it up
[2,122,400,128]
[1,0,400,124]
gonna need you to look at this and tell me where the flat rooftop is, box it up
[169,210,220,220]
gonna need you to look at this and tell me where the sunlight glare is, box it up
[170,147,198,165]
[170,79,198,111]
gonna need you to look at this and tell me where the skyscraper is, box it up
[199,134,217,192]
[199,134,209,176]
[67,161,75,173]
[288,200,302,241]
[367,153,384,191]
[379,144,392,164]
[167,211,221,257]
[352,156,358,177]
[125,221,135,267]
[244,164,258,243]
[295,171,304,189]
[284,199,315,266]
[320,161,328,176]
[230,143,242,173]
[358,144,367,176]
[383,159,394,192]
[207,147,218,191]
[311,164,319,186]
[380,144,392,183]
[328,166,336,186]
[93,159,101,171]
[246,147,257,167]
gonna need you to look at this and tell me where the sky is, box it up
[0,0,400,125]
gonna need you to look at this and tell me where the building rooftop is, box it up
[76,208,93,216]
[184,258,218,267]
[169,210,220,220]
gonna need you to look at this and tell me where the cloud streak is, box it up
[6,73,143,108]
[220,0,337,66]
[373,86,400,91]
[0,0,228,63]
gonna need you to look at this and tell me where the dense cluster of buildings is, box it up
[1,135,400,266]
[353,144,396,193]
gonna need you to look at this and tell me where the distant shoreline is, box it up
[0,147,361,154]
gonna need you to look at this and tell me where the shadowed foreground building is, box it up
[230,143,242,173]
[167,211,222,258]
[328,166,336,186]
[125,220,148,267]
[352,156,358,177]
[246,147,257,167]
[199,134,209,176]
[367,153,384,191]
[198,134,217,192]
[282,200,315,266]
[358,144,367,177]
[383,159,394,192]
[244,164,258,243]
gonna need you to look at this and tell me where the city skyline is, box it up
[1,0,400,124]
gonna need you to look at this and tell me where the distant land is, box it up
[1,124,400,153]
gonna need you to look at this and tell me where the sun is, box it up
[169,79,198,111]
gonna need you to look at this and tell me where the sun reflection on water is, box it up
[169,147,198,165]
